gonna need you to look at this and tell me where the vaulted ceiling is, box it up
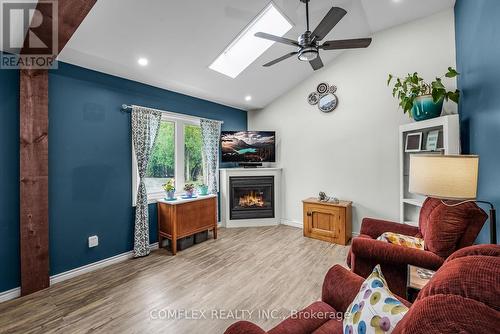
[57,0,456,110]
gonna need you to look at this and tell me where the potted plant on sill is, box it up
[184,183,196,198]
[162,179,176,200]
[198,184,209,196]
[387,67,460,121]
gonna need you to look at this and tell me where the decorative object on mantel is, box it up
[308,82,338,113]
[162,179,176,200]
[387,67,460,121]
[184,183,196,198]
[318,191,340,204]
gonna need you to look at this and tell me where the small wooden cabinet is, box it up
[157,195,217,255]
[303,197,352,246]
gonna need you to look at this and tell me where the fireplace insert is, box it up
[229,176,275,220]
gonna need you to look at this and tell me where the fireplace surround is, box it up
[220,168,282,227]
[229,176,275,220]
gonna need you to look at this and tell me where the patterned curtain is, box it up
[200,119,222,194]
[132,106,162,257]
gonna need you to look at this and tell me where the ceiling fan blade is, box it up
[255,32,299,46]
[309,55,324,71]
[311,7,347,41]
[263,52,298,67]
[320,38,372,50]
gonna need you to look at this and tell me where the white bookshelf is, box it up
[399,115,460,226]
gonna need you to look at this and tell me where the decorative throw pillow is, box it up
[376,232,424,250]
[343,265,409,334]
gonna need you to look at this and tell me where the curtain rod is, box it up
[121,104,224,124]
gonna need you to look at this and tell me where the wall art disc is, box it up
[316,82,329,95]
[308,92,320,105]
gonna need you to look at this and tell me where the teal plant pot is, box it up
[411,95,444,121]
[198,185,209,196]
[166,190,176,200]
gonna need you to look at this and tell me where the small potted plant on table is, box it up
[198,184,209,196]
[162,179,176,200]
[387,67,460,121]
[184,183,196,198]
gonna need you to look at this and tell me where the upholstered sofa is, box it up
[224,244,500,334]
[347,197,487,296]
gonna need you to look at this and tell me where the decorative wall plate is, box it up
[308,92,320,105]
[316,82,329,95]
[307,83,339,113]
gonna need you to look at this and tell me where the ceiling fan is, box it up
[255,0,372,71]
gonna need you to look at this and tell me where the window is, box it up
[132,113,204,204]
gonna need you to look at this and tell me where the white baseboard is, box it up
[280,219,303,229]
[0,287,20,303]
[0,243,159,303]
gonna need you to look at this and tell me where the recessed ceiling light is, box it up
[138,58,148,66]
[209,3,293,79]
[245,95,252,101]
[392,0,403,3]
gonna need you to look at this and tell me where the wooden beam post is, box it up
[19,0,97,295]
[20,69,50,295]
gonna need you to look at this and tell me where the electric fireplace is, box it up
[229,176,275,220]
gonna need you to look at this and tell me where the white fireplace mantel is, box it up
[219,168,282,228]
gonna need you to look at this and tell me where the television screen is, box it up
[221,131,276,163]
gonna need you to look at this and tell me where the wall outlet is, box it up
[88,235,99,248]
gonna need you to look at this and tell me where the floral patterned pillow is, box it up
[376,232,425,250]
[343,265,409,334]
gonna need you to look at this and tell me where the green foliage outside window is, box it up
[147,121,175,178]
[184,125,204,185]
[146,121,204,188]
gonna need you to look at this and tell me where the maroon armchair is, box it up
[224,245,500,334]
[347,197,487,296]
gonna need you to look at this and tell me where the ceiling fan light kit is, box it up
[298,47,318,61]
[255,0,372,71]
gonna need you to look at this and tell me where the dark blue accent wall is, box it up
[0,60,247,292]
[0,63,20,293]
[455,0,500,244]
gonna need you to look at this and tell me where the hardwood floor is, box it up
[0,226,349,334]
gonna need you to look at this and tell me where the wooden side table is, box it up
[407,265,435,301]
[302,197,352,246]
[157,195,217,255]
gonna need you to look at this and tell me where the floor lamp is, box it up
[409,154,497,245]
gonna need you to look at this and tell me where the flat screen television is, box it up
[221,131,276,164]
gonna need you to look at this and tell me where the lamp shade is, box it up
[409,155,479,200]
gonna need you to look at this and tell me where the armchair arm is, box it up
[322,265,365,313]
[224,321,267,334]
[360,218,420,239]
[351,238,444,270]
[445,244,500,263]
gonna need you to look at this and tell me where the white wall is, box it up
[249,10,457,233]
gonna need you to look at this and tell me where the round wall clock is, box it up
[318,93,338,113]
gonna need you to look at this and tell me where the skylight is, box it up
[209,2,293,79]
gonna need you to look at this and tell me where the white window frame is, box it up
[132,111,202,205]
